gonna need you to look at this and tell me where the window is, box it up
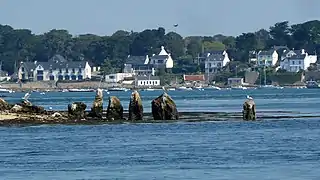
[78,75,83,80]
[37,70,43,75]
[49,69,53,73]
[49,75,54,81]
[65,75,70,80]
[21,67,25,72]
[58,75,63,80]
[37,76,43,81]
[299,61,301,65]
[71,75,76,80]
[109,75,115,79]
[59,69,62,73]
[78,68,82,73]
[292,61,295,65]
[66,68,69,73]
[72,68,75,73]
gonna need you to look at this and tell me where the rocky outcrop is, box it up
[89,88,103,118]
[10,100,45,114]
[242,99,256,120]
[68,102,87,119]
[128,91,143,121]
[106,96,123,121]
[0,98,10,111]
[151,92,179,120]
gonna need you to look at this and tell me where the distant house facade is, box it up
[123,55,155,76]
[123,46,174,76]
[135,76,160,87]
[279,49,317,72]
[105,73,134,83]
[149,46,174,69]
[228,78,244,86]
[205,50,230,74]
[257,49,278,67]
[18,54,92,81]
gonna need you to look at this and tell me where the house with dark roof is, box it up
[205,50,230,74]
[123,46,174,76]
[123,55,155,76]
[281,49,307,60]
[18,54,93,81]
[279,51,317,72]
[257,49,278,66]
[149,46,174,69]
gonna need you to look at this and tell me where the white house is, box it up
[105,73,134,83]
[205,50,230,73]
[18,54,92,81]
[149,46,174,69]
[257,49,278,66]
[280,53,317,72]
[136,76,160,86]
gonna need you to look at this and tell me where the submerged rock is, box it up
[242,99,256,120]
[68,102,87,119]
[151,92,179,120]
[89,88,103,118]
[106,96,123,121]
[128,91,143,121]
[0,98,10,111]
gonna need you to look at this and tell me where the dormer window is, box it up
[59,69,62,73]
[21,67,25,72]
[66,68,69,73]
[72,68,75,73]
[78,68,82,73]
[49,69,53,73]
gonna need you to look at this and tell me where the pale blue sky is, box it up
[0,0,319,37]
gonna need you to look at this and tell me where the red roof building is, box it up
[183,74,205,82]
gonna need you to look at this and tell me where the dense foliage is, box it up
[1,20,320,74]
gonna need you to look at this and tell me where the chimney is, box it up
[302,49,305,54]
[152,54,155,56]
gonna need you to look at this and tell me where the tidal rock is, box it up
[106,96,123,121]
[89,88,103,118]
[10,100,45,114]
[68,102,87,119]
[0,98,10,111]
[151,92,179,120]
[128,91,143,121]
[242,99,256,120]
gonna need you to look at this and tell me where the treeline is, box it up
[1,20,320,74]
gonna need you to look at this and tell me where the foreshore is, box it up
[0,110,318,127]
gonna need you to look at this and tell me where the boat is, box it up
[0,88,14,93]
[258,65,284,89]
[258,85,284,89]
[306,81,320,89]
[176,86,193,91]
[108,87,129,92]
[193,86,204,91]
[204,85,221,91]
[68,88,95,92]
[167,88,176,91]
[231,86,248,90]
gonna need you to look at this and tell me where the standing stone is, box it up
[151,92,179,120]
[0,98,10,111]
[106,96,123,121]
[68,102,87,119]
[89,88,103,118]
[128,90,143,121]
[242,99,256,120]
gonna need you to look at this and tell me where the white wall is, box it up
[137,80,160,86]
[105,73,133,83]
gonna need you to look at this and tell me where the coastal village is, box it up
[1,20,320,91]
[0,45,319,91]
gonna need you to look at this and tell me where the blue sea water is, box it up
[0,88,320,179]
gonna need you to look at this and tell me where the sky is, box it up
[0,0,319,37]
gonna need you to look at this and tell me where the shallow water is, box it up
[1,88,320,179]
